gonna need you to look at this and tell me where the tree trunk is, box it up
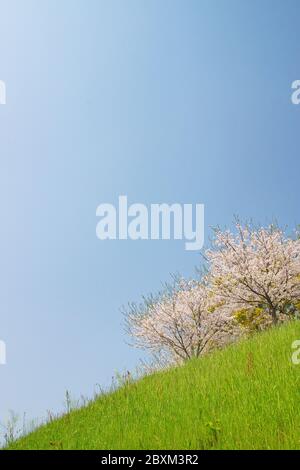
[270,306,278,325]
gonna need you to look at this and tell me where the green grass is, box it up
[7,321,300,450]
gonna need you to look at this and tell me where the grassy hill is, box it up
[6,320,300,450]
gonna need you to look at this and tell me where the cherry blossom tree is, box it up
[125,222,300,366]
[125,280,238,364]
[206,223,300,327]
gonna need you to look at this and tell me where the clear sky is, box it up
[0,0,299,425]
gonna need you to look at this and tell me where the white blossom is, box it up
[126,280,237,363]
[206,223,300,326]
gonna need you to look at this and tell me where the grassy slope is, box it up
[7,321,300,450]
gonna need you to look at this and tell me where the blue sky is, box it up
[0,0,299,424]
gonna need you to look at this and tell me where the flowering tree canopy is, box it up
[125,222,300,365]
[125,280,237,363]
[206,223,300,327]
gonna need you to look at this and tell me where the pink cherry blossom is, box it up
[125,279,238,364]
[206,223,300,325]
